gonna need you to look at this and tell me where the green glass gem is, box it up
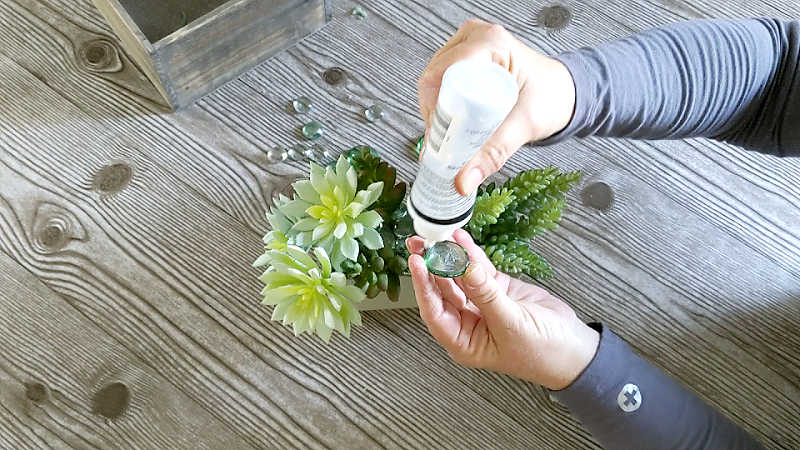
[413,135,424,157]
[347,145,379,160]
[291,96,312,114]
[391,206,414,238]
[301,121,324,140]
[363,104,384,122]
[351,6,367,20]
[424,241,470,278]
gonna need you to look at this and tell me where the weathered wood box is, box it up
[92,0,330,110]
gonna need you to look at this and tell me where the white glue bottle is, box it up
[407,59,519,248]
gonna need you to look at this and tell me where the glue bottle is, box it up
[407,59,519,248]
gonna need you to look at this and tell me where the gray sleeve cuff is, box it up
[550,324,762,450]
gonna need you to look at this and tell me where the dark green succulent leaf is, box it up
[377,273,389,291]
[387,273,400,302]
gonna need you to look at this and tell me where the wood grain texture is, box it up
[89,0,171,106]
[1,0,799,449]
[0,251,248,450]
[0,50,580,449]
[93,0,330,109]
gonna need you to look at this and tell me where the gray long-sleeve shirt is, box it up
[546,18,800,449]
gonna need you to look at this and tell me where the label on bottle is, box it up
[410,107,478,224]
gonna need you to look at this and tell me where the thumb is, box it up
[460,262,518,330]
[455,107,532,196]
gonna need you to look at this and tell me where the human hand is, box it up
[407,230,598,390]
[418,19,576,196]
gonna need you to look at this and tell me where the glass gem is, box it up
[266,146,287,163]
[303,146,317,160]
[391,206,414,238]
[346,145,379,162]
[363,104,384,122]
[413,135,424,158]
[291,96,313,114]
[301,121,324,140]
[288,144,306,161]
[424,241,470,278]
[351,6,367,20]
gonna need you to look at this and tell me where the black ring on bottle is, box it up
[409,199,474,225]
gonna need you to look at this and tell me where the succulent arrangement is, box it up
[255,145,580,341]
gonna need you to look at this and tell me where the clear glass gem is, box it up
[266,146,287,163]
[291,96,312,114]
[424,241,470,278]
[303,147,317,160]
[363,104,384,122]
[288,144,305,161]
[351,6,367,19]
[313,144,333,161]
[301,120,324,140]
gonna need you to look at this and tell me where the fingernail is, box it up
[462,168,482,194]
[463,263,485,288]
[405,237,411,251]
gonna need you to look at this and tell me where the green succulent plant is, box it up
[255,245,364,342]
[468,167,582,280]
[278,155,384,269]
[343,146,411,301]
[254,140,580,341]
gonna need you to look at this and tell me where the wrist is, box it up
[521,52,577,142]
[547,322,600,390]
[542,57,577,140]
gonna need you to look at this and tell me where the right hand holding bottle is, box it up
[407,230,598,390]
[418,19,576,196]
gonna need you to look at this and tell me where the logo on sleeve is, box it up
[617,383,642,412]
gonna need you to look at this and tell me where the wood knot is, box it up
[79,39,122,73]
[34,215,71,253]
[91,382,130,420]
[581,182,614,211]
[25,382,50,404]
[323,67,346,85]
[537,5,573,31]
[92,162,132,195]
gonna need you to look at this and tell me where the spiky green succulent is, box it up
[468,167,581,280]
[255,245,364,342]
[278,155,384,269]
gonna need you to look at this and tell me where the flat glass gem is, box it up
[288,144,305,161]
[291,96,312,114]
[424,241,470,278]
[363,104,384,122]
[351,6,367,19]
[315,144,333,161]
[346,145,380,163]
[301,121,324,140]
[413,135,424,157]
[303,146,317,160]
[266,146,287,163]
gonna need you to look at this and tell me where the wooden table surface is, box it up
[1,0,799,448]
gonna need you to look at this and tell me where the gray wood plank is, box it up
[0,247,249,449]
[1,0,799,448]
[0,51,581,449]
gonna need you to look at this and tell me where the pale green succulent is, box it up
[255,245,364,341]
[254,194,295,268]
[278,155,384,269]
